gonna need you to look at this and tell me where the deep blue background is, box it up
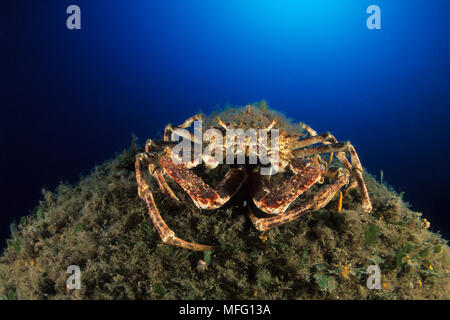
[1,0,449,248]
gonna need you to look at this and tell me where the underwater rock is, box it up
[0,102,449,299]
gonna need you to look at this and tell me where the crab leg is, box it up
[296,125,352,169]
[343,144,371,205]
[249,156,326,215]
[141,141,181,201]
[164,114,204,143]
[160,155,247,209]
[298,122,318,137]
[292,142,351,158]
[150,149,220,201]
[296,124,372,213]
[293,132,335,149]
[249,168,350,231]
[153,168,180,201]
[164,125,202,144]
[135,153,213,251]
[178,114,205,128]
[145,139,178,152]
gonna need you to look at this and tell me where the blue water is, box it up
[1,0,449,246]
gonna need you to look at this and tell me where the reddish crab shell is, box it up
[135,104,372,251]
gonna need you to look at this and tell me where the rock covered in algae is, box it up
[0,102,449,300]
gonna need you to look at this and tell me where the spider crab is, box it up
[135,105,372,251]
